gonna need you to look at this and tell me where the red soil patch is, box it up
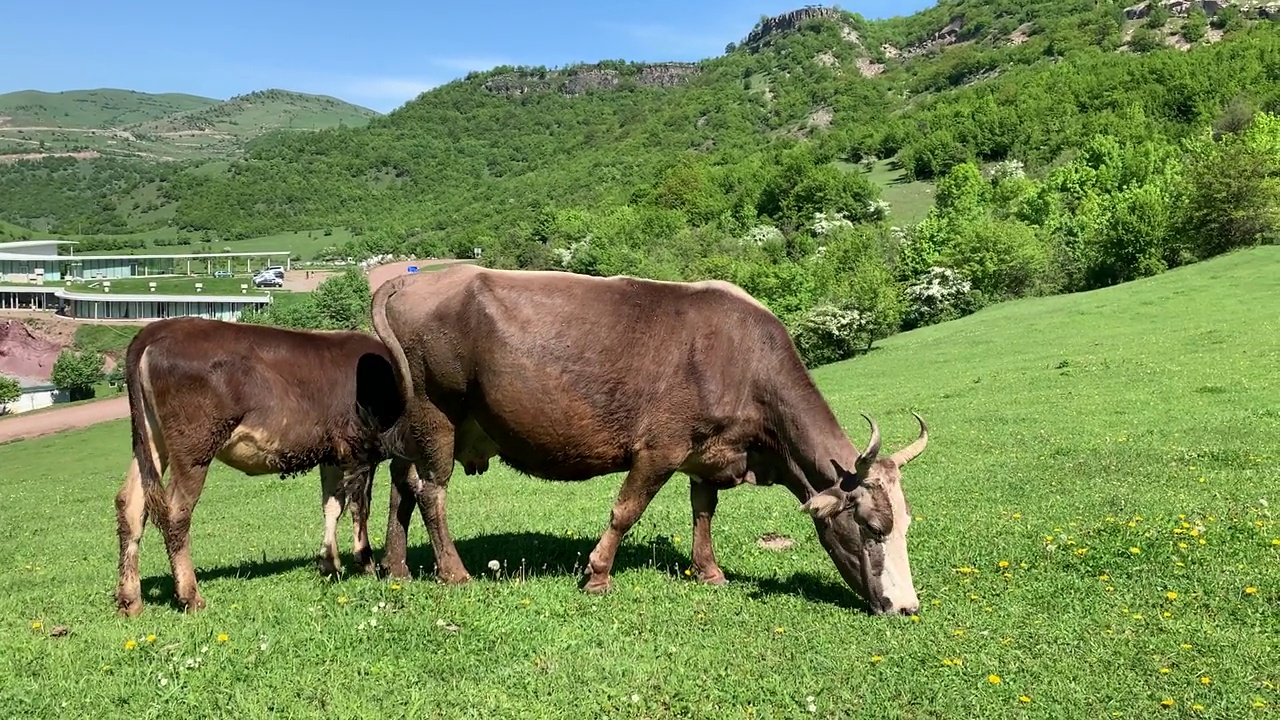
[0,319,63,381]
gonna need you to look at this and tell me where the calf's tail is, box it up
[124,331,167,519]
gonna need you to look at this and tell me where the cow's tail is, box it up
[370,274,416,416]
[124,330,167,520]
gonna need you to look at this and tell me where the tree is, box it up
[0,375,20,413]
[1181,9,1208,43]
[50,349,104,402]
[1178,116,1280,259]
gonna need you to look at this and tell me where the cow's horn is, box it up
[855,413,881,472]
[890,412,929,467]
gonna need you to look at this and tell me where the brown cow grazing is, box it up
[114,317,412,616]
[370,265,930,616]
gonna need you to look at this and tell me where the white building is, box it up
[1,378,65,415]
[0,239,292,282]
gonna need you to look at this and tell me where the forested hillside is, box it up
[2,0,1278,366]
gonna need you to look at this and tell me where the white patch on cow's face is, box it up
[871,475,918,615]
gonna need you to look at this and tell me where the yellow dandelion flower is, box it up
[390,583,401,591]
[30,621,42,630]
[1179,643,1192,650]
[1178,542,1189,550]
[337,595,348,604]
[1166,591,1178,601]
[1160,698,1175,708]
[672,535,681,544]
[124,639,137,650]
[1198,538,1206,545]
[1189,528,1200,537]
[1271,538,1280,546]
[683,568,692,576]
[1199,676,1211,686]
[909,615,920,623]
[953,629,966,637]
[1191,704,1204,713]
[1253,699,1268,708]
[987,674,1001,685]
[1162,611,1172,618]
[1044,535,1055,543]
[146,634,156,643]
[1159,667,1171,675]
[870,655,883,663]
[1173,528,1185,535]
[774,627,784,635]
[998,560,1010,569]
[1130,547,1142,555]
[1099,573,1110,581]
[1244,586,1257,595]
[1019,695,1032,704]
[1074,547,1089,557]
[1011,513,1021,520]
[216,633,229,643]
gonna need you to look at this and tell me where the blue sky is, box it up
[3,0,935,113]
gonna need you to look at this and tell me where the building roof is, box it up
[0,285,59,294]
[0,250,293,261]
[55,288,273,304]
[0,240,78,250]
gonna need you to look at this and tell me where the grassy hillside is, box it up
[0,88,377,161]
[0,89,216,128]
[1,247,1275,717]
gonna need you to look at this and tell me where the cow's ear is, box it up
[801,486,846,519]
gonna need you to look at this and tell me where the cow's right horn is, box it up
[890,412,928,467]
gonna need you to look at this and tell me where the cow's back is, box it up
[379,267,797,475]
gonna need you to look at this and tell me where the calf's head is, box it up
[801,413,928,616]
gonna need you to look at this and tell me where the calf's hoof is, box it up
[116,596,144,618]
[317,556,343,579]
[353,551,378,576]
[179,594,206,613]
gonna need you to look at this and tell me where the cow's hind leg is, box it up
[349,465,377,575]
[583,451,679,595]
[116,456,164,616]
[154,460,210,612]
[381,457,419,579]
[318,464,348,578]
[689,480,727,586]
[402,403,470,584]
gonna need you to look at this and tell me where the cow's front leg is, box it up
[583,453,677,594]
[689,479,727,585]
[318,464,346,578]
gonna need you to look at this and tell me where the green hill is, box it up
[0,88,217,128]
[0,247,1275,717]
[0,88,378,161]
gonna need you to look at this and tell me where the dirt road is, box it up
[0,259,470,445]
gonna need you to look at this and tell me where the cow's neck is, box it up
[764,370,860,499]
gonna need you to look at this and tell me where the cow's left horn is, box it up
[890,412,929,467]
[855,413,881,473]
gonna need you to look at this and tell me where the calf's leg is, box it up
[154,460,210,612]
[116,456,161,616]
[349,465,377,575]
[689,480,727,585]
[584,451,678,594]
[318,464,348,577]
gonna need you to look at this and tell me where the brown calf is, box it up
[371,265,929,616]
[114,317,411,616]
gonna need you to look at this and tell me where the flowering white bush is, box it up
[790,303,874,368]
[811,211,854,236]
[988,158,1026,182]
[866,199,892,221]
[743,224,784,246]
[903,266,978,329]
[552,236,592,268]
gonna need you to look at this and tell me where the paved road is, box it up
[0,259,464,445]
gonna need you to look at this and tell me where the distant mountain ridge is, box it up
[0,87,378,161]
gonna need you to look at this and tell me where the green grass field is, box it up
[1,248,1277,718]
[862,159,936,225]
[65,276,281,296]
[67,228,357,262]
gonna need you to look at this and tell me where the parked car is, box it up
[213,270,233,278]
[253,273,283,288]
[263,266,285,279]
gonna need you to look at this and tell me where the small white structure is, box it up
[2,377,66,415]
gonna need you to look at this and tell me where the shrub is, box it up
[790,303,873,368]
[0,375,20,413]
[51,349,104,402]
[902,266,982,330]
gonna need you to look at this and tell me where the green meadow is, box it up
[1,248,1276,718]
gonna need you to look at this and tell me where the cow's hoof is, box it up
[179,595,206,613]
[582,575,612,595]
[382,562,412,580]
[116,596,144,618]
[698,570,728,586]
[353,552,378,576]
[437,569,472,585]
